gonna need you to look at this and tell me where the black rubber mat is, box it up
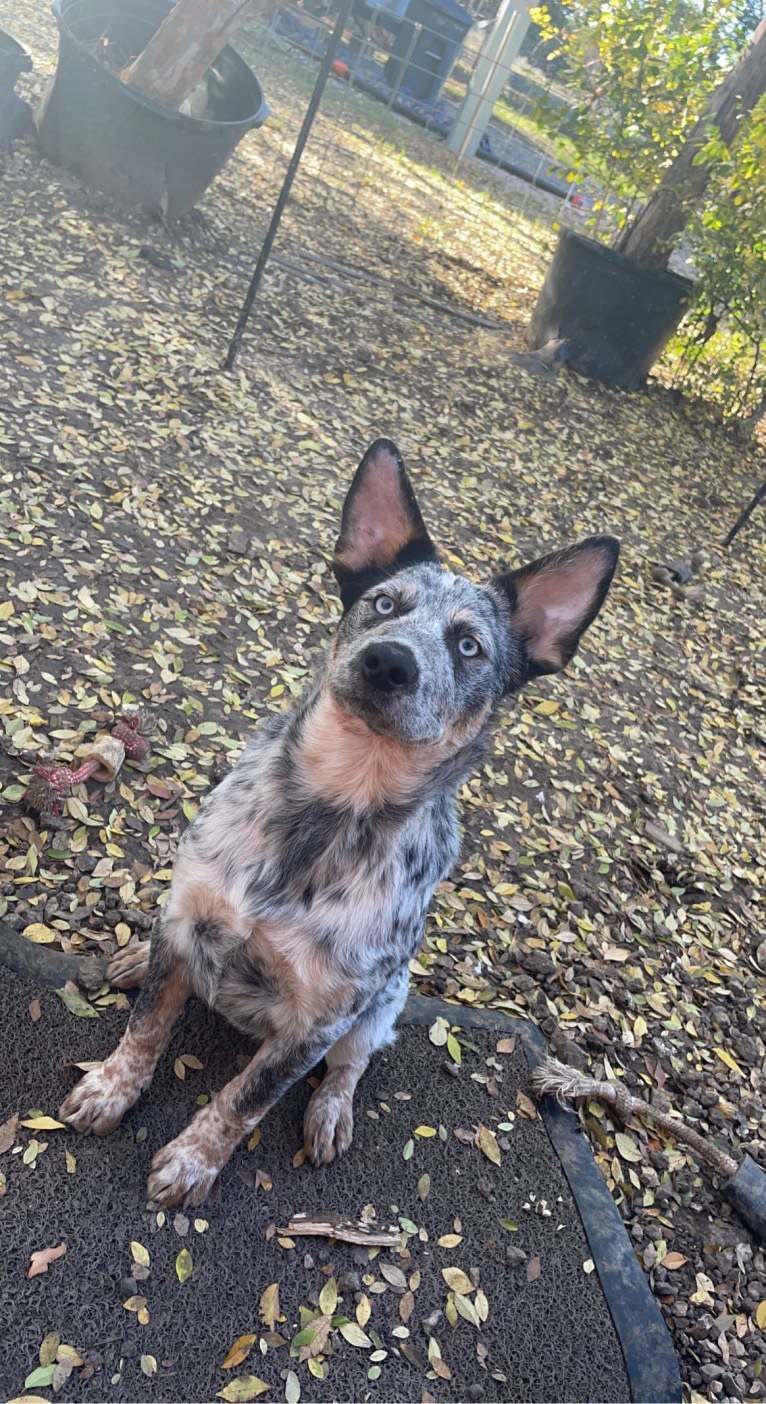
[0,962,678,1402]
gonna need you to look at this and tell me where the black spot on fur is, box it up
[264,796,344,888]
[187,919,224,1005]
[129,929,173,1025]
[233,1039,325,1117]
[228,946,278,999]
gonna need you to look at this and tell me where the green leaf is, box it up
[175,1247,193,1283]
[24,1367,56,1389]
[55,986,99,1018]
[216,1377,270,1401]
[446,1033,462,1065]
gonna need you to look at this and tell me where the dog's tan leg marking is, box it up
[59,959,190,1136]
[107,941,151,990]
[303,1059,367,1166]
[147,1093,248,1209]
[304,973,408,1165]
[147,1035,327,1209]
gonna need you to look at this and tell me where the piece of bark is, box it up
[280,1212,402,1246]
[0,918,106,990]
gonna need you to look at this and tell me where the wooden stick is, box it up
[280,1212,402,1246]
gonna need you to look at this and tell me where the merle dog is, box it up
[59,439,619,1208]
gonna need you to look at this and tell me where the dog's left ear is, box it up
[494,535,619,682]
[333,439,437,610]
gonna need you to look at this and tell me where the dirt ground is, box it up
[1,2,765,1401]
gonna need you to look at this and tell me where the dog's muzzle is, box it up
[360,642,419,695]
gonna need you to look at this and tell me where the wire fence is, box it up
[217,7,764,428]
[222,0,597,333]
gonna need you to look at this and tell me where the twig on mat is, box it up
[280,1212,401,1246]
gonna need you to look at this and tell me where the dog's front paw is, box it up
[59,1062,140,1136]
[147,1132,221,1209]
[107,942,150,990]
[304,1084,354,1166]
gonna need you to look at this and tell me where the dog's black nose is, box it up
[362,642,419,693]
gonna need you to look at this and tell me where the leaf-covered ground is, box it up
[1,3,765,1401]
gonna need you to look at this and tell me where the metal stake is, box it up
[224,0,354,370]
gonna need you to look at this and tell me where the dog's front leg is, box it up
[147,1032,333,1209]
[304,966,409,1165]
[60,935,190,1135]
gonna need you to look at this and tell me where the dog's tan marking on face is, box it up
[298,692,486,811]
[299,694,433,809]
[441,700,493,750]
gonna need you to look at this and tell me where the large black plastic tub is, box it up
[529,228,694,390]
[37,0,269,218]
[0,28,32,150]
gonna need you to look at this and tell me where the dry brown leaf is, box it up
[28,1242,67,1278]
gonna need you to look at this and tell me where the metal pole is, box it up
[224,0,354,370]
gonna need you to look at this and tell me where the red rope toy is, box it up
[24,711,154,822]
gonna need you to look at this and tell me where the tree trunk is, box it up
[617,18,766,268]
[120,0,275,110]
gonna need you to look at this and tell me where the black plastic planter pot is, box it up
[529,228,694,390]
[0,29,32,150]
[37,0,269,218]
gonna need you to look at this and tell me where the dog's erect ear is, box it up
[333,439,437,610]
[494,536,619,682]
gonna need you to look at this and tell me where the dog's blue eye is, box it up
[374,595,395,616]
[458,636,481,658]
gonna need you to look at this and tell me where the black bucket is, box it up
[529,228,694,390]
[37,0,269,218]
[0,28,33,150]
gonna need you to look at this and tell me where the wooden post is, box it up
[446,0,531,161]
[120,0,276,110]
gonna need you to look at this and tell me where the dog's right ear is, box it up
[333,439,438,610]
